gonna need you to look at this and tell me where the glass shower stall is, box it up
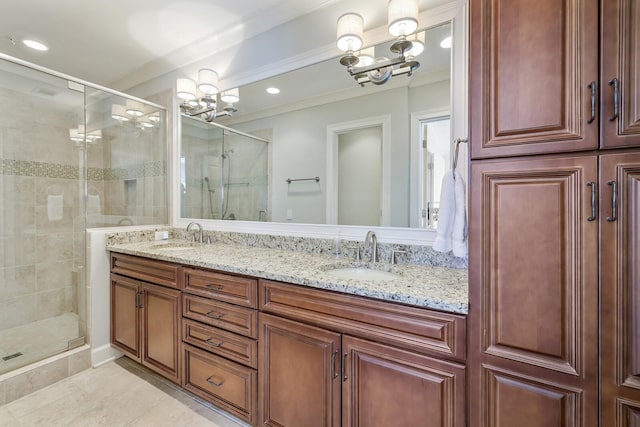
[0,54,167,375]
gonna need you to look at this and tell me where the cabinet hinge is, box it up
[422,139,427,149]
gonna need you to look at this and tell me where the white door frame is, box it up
[326,115,391,226]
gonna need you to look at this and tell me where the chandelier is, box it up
[176,69,240,122]
[337,0,423,86]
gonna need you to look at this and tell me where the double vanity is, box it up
[107,231,468,426]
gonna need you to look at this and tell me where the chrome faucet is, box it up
[186,222,203,243]
[364,231,378,263]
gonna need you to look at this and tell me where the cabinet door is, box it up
[259,313,341,427]
[342,335,465,427]
[601,153,640,425]
[469,0,599,158]
[468,155,598,425]
[601,0,640,148]
[110,274,140,360]
[141,283,181,384]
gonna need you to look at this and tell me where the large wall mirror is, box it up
[177,3,467,237]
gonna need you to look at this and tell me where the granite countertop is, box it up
[107,239,468,315]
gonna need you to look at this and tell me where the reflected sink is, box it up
[324,267,401,281]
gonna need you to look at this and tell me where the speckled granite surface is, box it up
[107,238,469,314]
[107,228,468,269]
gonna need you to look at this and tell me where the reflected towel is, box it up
[87,194,101,214]
[47,194,64,221]
[432,171,468,258]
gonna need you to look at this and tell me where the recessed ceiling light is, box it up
[23,39,48,51]
[266,87,280,95]
[439,36,452,49]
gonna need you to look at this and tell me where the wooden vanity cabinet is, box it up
[259,279,467,427]
[600,152,640,425]
[469,0,599,159]
[470,0,640,425]
[181,267,259,426]
[468,155,599,425]
[110,254,182,384]
[600,0,640,149]
[470,0,640,158]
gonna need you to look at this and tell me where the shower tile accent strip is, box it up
[1,158,166,181]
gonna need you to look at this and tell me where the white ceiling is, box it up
[0,0,449,90]
[0,0,334,86]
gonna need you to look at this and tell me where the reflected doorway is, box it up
[421,115,451,228]
[338,126,382,226]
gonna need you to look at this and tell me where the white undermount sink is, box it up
[323,267,401,281]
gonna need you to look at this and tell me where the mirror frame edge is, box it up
[171,0,469,246]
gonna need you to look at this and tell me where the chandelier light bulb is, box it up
[198,69,219,95]
[357,47,376,67]
[111,104,130,122]
[221,88,240,104]
[388,0,419,37]
[336,13,364,52]
[406,31,425,57]
[176,78,197,101]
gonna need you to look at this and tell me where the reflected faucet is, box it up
[364,231,378,263]
[186,222,203,243]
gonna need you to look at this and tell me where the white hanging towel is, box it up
[432,171,468,258]
[47,194,64,221]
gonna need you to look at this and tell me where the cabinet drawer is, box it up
[110,253,181,289]
[259,279,466,361]
[183,319,257,368]
[183,343,257,426]
[183,294,257,339]
[184,267,257,308]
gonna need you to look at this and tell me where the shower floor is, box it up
[0,313,81,376]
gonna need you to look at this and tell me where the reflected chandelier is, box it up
[176,69,240,122]
[337,0,423,86]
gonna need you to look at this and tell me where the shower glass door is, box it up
[0,58,86,374]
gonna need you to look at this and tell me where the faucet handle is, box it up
[391,249,407,265]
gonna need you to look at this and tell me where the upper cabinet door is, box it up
[601,0,640,149]
[470,0,599,159]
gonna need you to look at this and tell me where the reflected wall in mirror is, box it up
[180,22,454,229]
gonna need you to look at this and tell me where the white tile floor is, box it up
[0,313,81,375]
[0,357,248,427]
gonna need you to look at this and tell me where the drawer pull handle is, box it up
[205,338,224,347]
[206,376,225,387]
[586,182,597,221]
[205,283,223,290]
[587,81,597,124]
[205,311,226,319]
[607,180,618,222]
[608,77,619,121]
[342,353,348,381]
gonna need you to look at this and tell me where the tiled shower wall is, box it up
[0,81,168,337]
[0,83,86,336]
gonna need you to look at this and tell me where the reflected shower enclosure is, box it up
[181,116,268,221]
[0,54,167,375]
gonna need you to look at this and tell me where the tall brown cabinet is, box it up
[469,0,640,425]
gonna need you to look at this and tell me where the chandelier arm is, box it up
[346,55,406,77]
